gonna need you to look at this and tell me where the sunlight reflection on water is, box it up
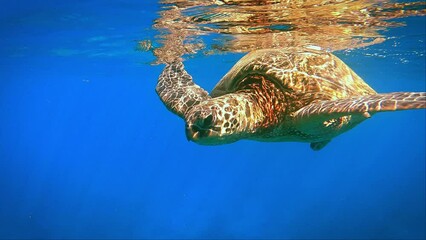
[143,0,425,64]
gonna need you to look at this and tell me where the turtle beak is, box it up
[185,123,213,142]
[185,113,215,142]
[185,125,199,141]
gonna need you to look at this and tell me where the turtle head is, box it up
[184,96,256,145]
[184,74,287,145]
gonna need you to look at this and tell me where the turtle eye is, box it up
[194,114,214,130]
[203,115,213,128]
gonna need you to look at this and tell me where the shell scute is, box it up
[211,48,376,102]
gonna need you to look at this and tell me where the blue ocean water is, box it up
[0,0,425,239]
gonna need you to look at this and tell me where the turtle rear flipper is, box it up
[293,92,426,140]
[156,62,211,118]
[310,140,331,151]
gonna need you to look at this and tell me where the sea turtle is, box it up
[156,48,426,150]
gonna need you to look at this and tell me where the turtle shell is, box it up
[211,48,376,101]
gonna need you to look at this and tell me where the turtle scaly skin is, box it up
[183,74,288,144]
[156,62,210,118]
[156,48,426,150]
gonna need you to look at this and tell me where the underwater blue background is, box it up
[0,0,425,239]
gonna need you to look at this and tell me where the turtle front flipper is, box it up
[295,92,426,119]
[156,62,211,118]
[292,92,426,143]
